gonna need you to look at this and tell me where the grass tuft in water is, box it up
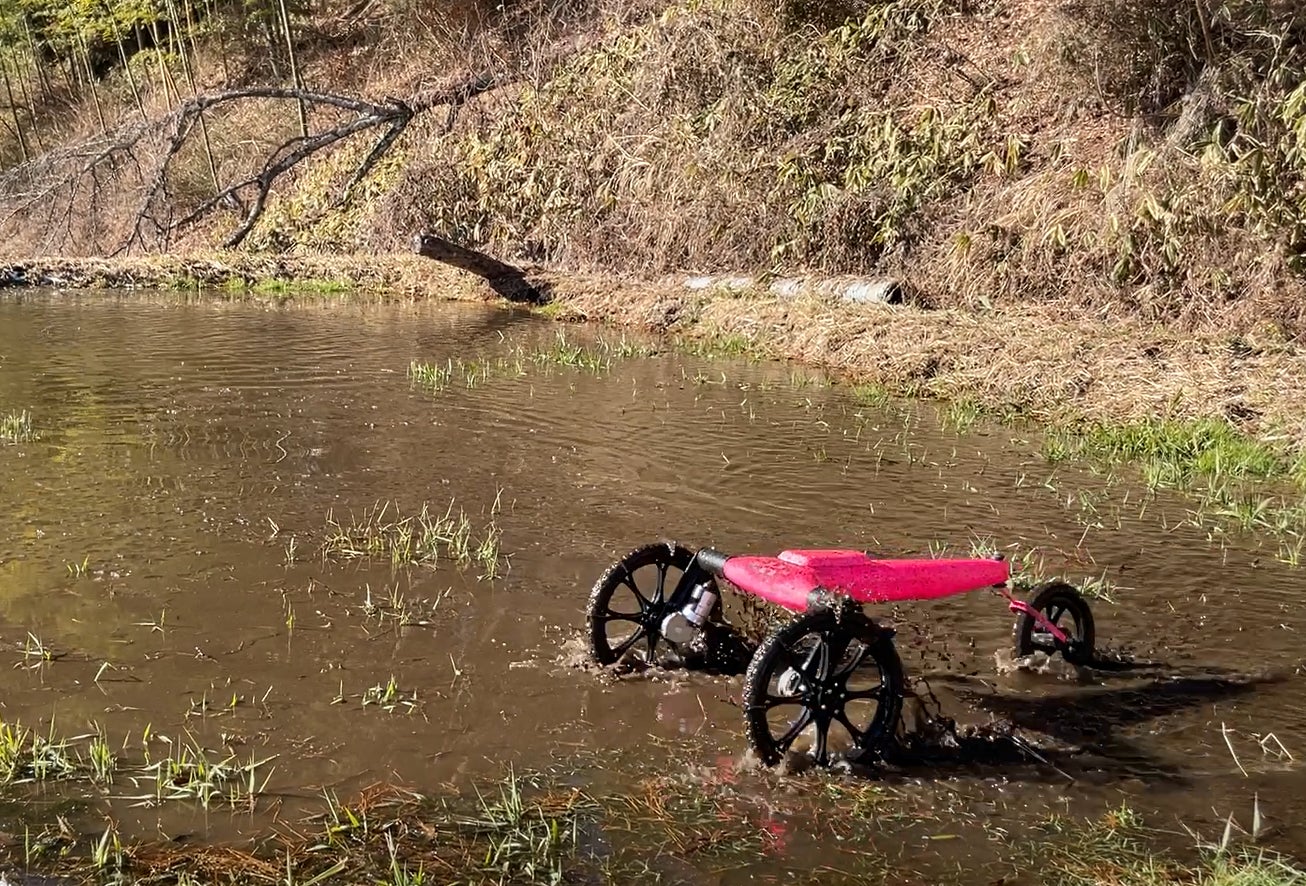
[851,383,893,408]
[0,718,77,785]
[676,331,756,359]
[408,331,656,396]
[407,358,454,391]
[360,675,422,715]
[321,497,504,575]
[1043,418,1285,489]
[140,732,276,811]
[1019,803,1306,886]
[941,397,983,434]
[85,723,116,785]
[3,744,1302,886]
[462,767,580,885]
[0,408,37,443]
[362,583,449,628]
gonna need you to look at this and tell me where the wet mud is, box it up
[0,291,1303,882]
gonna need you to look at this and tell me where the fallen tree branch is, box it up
[410,230,548,303]
[0,24,612,256]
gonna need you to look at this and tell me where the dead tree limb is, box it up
[411,231,547,303]
[0,26,609,256]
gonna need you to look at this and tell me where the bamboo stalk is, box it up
[104,4,147,118]
[183,0,202,63]
[209,0,232,83]
[11,49,43,152]
[167,0,220,192]
[276,0,309,139]
[62,53,78,93]
[149,18,176,104]
[22,18,52,101]
[2,55,30,162]
[77,33,108,133]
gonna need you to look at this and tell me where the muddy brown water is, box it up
[0,290,1304,882]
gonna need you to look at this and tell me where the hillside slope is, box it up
[1,0,1304,329]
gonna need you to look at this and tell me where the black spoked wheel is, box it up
[1012,581,1096,665]
[586,541,716,667]
[742,606,904,768]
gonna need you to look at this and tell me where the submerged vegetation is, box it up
[1015,804,1306,886]
[1034,414,1306,558]
[1041,418,1294,490]
[321,496,504,577]
[0,408,36,443]
[0,716,271,811]
[408,329,656,394]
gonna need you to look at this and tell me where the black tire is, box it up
[1012,581,1095,665]
[585,541,717,667]
[742,606,904,768]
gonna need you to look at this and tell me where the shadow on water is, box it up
[863,669,1285,787]
[960,670,1282,744]
[610,616,1281,789]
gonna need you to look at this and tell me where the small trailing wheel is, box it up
[1012,581,1096,665]
[586,541,719,667]
[742,604,904,768]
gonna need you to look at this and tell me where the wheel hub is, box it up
[777,668,803,696]
[801,678,846,712]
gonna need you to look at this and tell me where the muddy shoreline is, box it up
[5,250,1305,447]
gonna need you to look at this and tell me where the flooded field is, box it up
[0,290,1303,884]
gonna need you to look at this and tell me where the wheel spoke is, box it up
[620,571,651,609]
[654,562,669,605]
[831,643,869,681]
[834,710,864,744]
[764,693,802,710]
[844,684,883,701]
[824,631,853,675]
[645,630,659,662]
[775,707,813,753]
[597,611,641,624]
[811,718,829,766]
[812,637,832,681]
[610,627,647,661]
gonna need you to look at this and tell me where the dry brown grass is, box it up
[2,0,1306,336]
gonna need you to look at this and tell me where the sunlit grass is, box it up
[1043,418,1285,489]
[362,583,450,628]
[0,408,36,443]
[676,332,756,359]
[1,723,1300,886]
[1019,803,1306,886]
[408,330,656,397]
[139,731,276,810]
[321,495,504,576]
[463,766,579,884]
[357,675,422,714]
[850,383,893,408]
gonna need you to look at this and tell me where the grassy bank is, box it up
[0,713,1301,886]
[3,0,1306,328]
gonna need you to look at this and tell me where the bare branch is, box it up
[0,29,604,256]
[333,120,407,209]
